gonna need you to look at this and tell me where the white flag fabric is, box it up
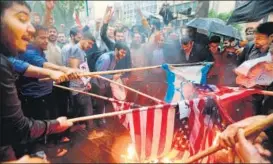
[235,53,273,88]
[235,53,272,76]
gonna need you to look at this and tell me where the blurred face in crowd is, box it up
[48,27,57,42]
[107,26,115,39]
[115,48,127,60]
[209,42,219,54]
[57,33,66,44]
[169,32,178,41]
[155,33,164,48]
[182,41,194,53]
[34,29,49,51]
[48,15,54,26]
[115,22,122,29]
[187,27,196,38]
[33,14,40,25]
[115,32,124,41]
[254,33,271,51]
[1,2,35,53]
[71,32,82,44]
[80,39,93,51]
[133,33,142,45]
[245,27,255,42]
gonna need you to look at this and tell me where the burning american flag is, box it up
[110,64,257,162]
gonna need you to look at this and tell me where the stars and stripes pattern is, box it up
[109,64,257,162]
[165,97,225,163]
[112,101,133,129]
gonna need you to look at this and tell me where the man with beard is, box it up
[149,32,166,66]
[18,24,77,120]
[61,26,82,58]
[237,22,273,114]
[62,30,96,132]
[0,1,72,161]
[91,42,128,128]
[44,26,62,66]
[101,6,132,75]
[130,32,146,67]
[127,33,148,104]
[238,22,273,65]
[57,32,67,49]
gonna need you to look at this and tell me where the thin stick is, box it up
[68,102,177,123]
[39,62,212,82]
[184,113,273,163]
[259,90,273,96]
[53,84,137,106]
[96,75,163,104]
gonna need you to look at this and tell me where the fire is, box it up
[162,157,172,163]
[120,143,136,162]
[127,144,135,160]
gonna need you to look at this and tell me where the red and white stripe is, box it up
[126,104,176,162]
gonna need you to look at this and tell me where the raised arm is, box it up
[100,6,115,49]
[43,0,55,27]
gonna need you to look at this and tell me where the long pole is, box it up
[96,75,163,104]
[183,113,273,163]
[53,84,139,107]
[68,102,177,123]
[39,62,212,82]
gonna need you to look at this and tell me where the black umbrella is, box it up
[186,18,242,40]
[227,0,273,24]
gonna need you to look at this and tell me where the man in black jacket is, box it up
[0,1,72,161]
[238,22,273,65]
[180,36,211,63]
[100,6,132,73]
[237,22,273,114]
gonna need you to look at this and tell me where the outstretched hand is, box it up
[55,116,73,133]
[45,0,55,11]
[103,6,114,24]
[49,70,68,84]
[62,67,83,81]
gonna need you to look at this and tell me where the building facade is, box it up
[114,1,160,26]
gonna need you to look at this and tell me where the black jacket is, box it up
[237,42,269,66]
[0,53,59,160]
[180,43,211,63]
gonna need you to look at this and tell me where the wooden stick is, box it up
[259,90,273,96]
[96,75,163,104]
[39,62,212,82]
[53,84,138,106]
[68,102,177,123]
[184,113,273,163]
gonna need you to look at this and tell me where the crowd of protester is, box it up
[0,1,273,163]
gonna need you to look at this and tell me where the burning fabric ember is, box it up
[2,0,273,163]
